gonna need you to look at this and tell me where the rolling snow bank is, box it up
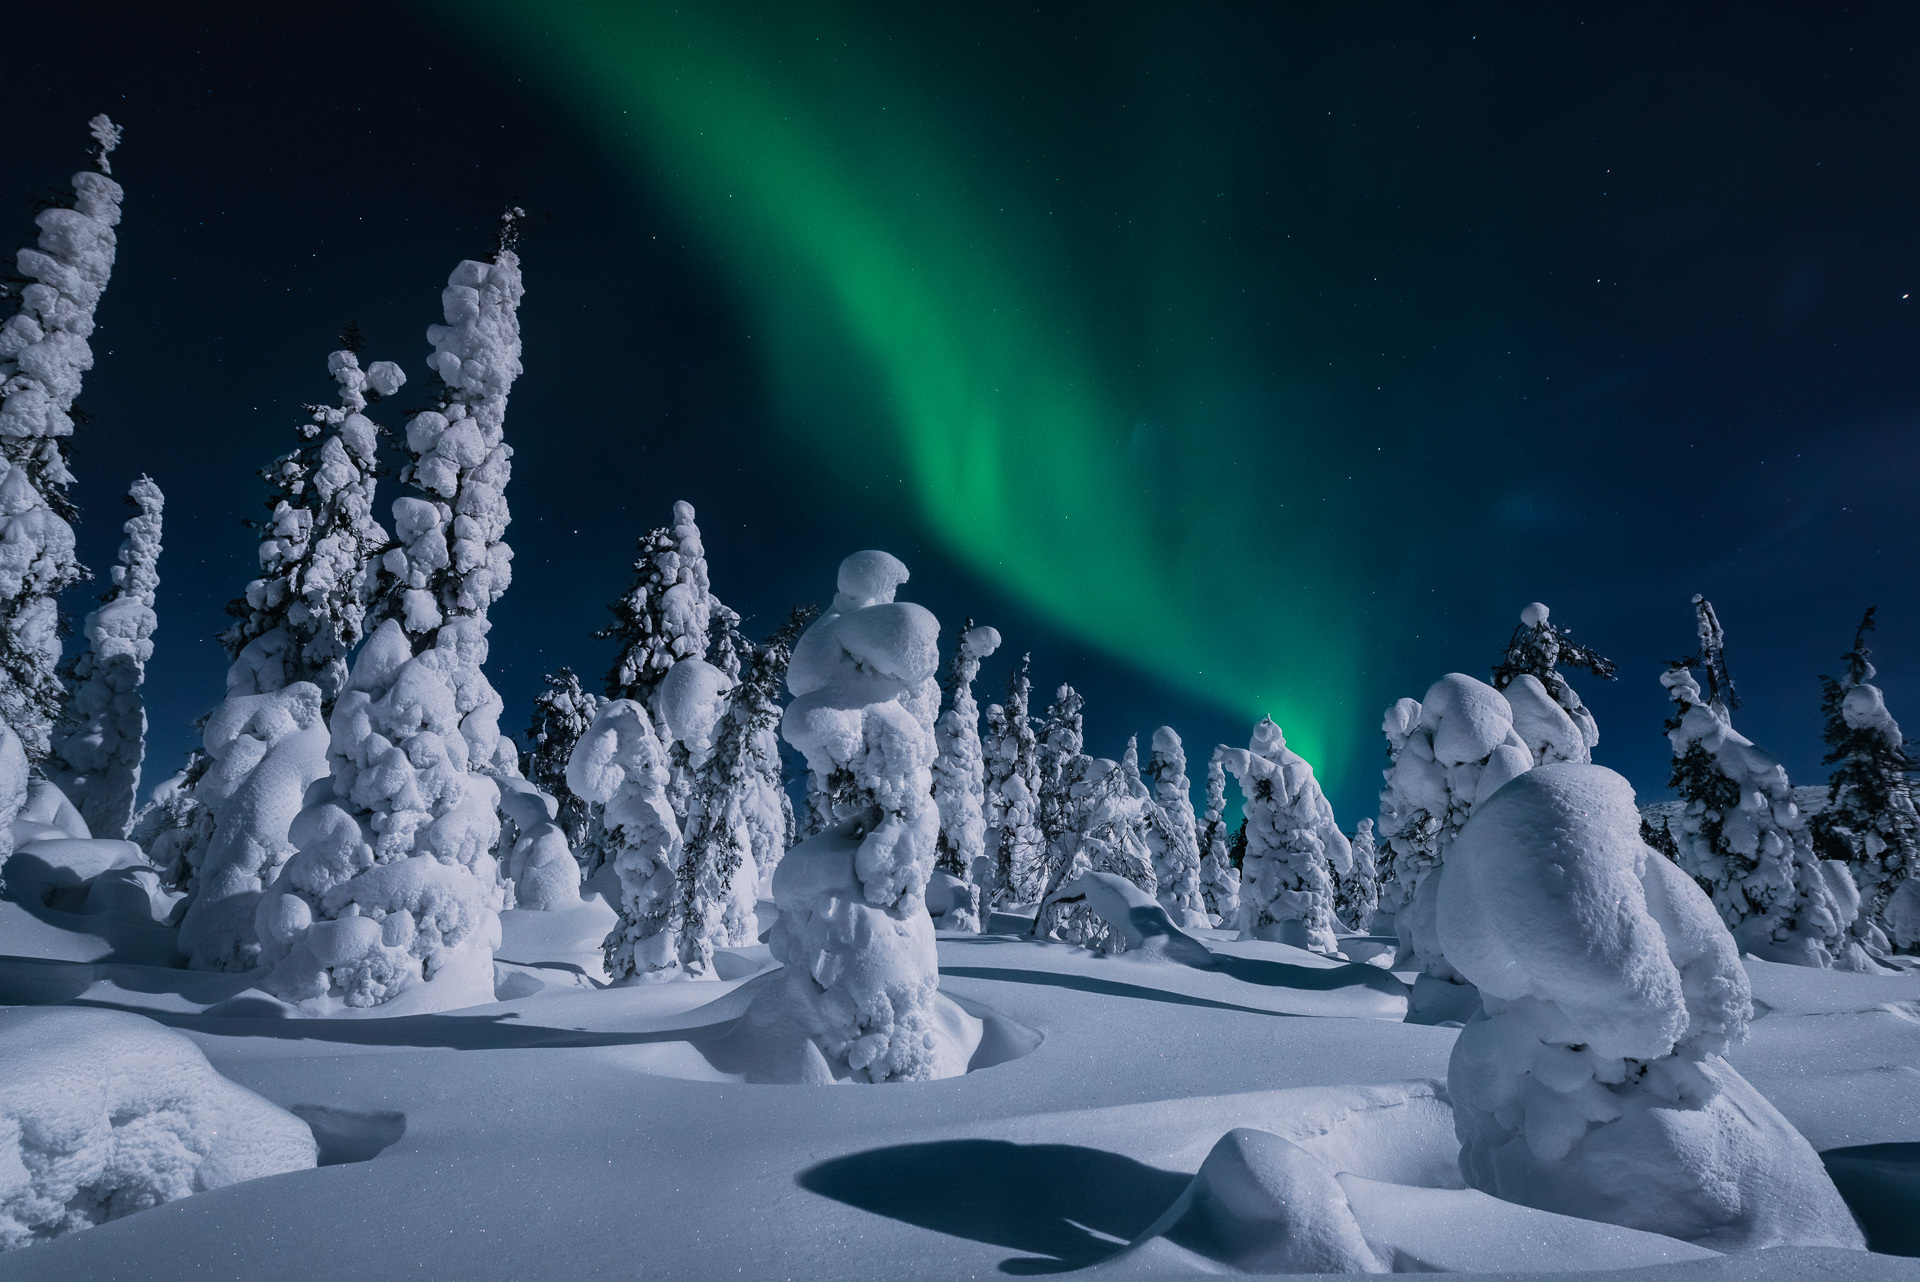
[1439,762,1863,1251]
[0,1007,315,1250]
[767,550,957,1082]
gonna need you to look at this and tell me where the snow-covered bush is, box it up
[1145,726,1209,929]
[0,1006,316,1250]
[569,698,682,982]
[256,620,508,1012]
[0,116,122,761]
[1336,817,1379,933]
[1489,602,1613,765]
[1216,718,1351,953]
[771,550,944,1081]
[224,348,404,708]
[1198,753,1240,925]
[1662,596,1853,967]
[981,656,1042,905]
[47,476,161,838]
[1809,608,1918,955]
[930,621,1001,930]
[522,667,600,855]
[1440,764,1863,1251]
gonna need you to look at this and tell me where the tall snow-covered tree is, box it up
[46,475,161,837]
[599,499,727,709]
[1043,754,1157,950]
[1031,683,1091,934]
[1808,609,1919,955]
[522,667,600,851]
[1197,754,1240,925]
[932,621,1002,889]
[0,116,122,760]
[1216,718,1351,953]
[254,226,528,1009]
[773,550,945,1081]
[224,345,404,708]
[982,656,1042,905]
[1490,601,1614,764]
[673,609,808,976]
[1662,595,1856,968]
[1334,817,1380,932]
[571,697,680,982]
[1144,726,1209,928]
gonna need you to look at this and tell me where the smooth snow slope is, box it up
[1,835,1916,1278]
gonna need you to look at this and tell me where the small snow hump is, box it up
[1520,601,1550,627]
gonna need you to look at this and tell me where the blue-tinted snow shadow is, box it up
[939,966,1302,1019]
[290,1104,408,1166]
[798,1139,1187,1274]
[1821,1143,1920,1257]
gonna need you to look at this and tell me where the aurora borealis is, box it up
[9,2,1920,820]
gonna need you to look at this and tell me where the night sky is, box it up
[9,2,1919,824]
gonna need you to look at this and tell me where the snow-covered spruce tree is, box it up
[1216,718,1351,953]
[672,609,809,976]
[1336,817,1380,933]
[1043,754,1159,951]
[46,476,160,838]
[1809,608,1919,954]
[599,499,726,710]
[765,551,945,1080]
[1031,684,1093,935]
[570,698,680,982]
[523,667,600,853]
[254,225,527,1010]
[1375,675,1536,1021]
[1144,726,1209,929]
[223,345,405,708]
[931,622,1002,914]
[0,116,122,762]
[1197,753,1240,925]
[981,656,1043,906]
[1441,764,1861,1251]
[1662,596,1855,968]
[1489,602,1615,765]
[0,723,25,896]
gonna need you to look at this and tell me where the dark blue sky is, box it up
[8,1,1919,823]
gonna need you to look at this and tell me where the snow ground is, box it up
[2,844,1917,1279]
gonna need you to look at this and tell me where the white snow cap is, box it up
[1519,602,1550,628]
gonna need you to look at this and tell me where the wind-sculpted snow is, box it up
[772,550,946,1081]
[0,1007,315,1250]
[1440,763,1863,1251]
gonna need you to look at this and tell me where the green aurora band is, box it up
[456,2,1363,771]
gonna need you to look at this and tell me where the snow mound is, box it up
[0,1008,316,1250]
[1047,871,1214,967]
[1441,762,1863,1251]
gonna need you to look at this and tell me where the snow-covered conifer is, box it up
[772,550,944,1081]
[599,500,727,709]
[1043,756,1158,950]
[981,656,1042,905]
[930,621,1001,930]
[523,667,600,852]
[570,698,681,982]
[1216,718,1351,953]
[0,117,122,760]
[223,345,403,707]
[1489,602,1614,765]
[1808,608,1918,955]
[46,476,160,838]
[1031,684,1092,933]
[1144,726,1209,929]
[1197,754,1240,925]
[1663,596,1854,967]
[1336,817,1380,933]
[1442,764,1861,1251]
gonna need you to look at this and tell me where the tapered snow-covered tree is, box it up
[772,550,945,1081]
[1490,602,1614,764]
[1144,726,1209,928]
[0,116,122,761]
[1809,608,1918,954]
[1197,753,1239,925]
[932,622,1002,886]
[523,668,599,852]
[1042,755,1157,950]
[47,476,161,838]
[1663,595,1856,968]
[1031,684,1092,933]
[571,698,681,982]
[600,500,727,709]
[1336,817,1379,933]
[1216,718,1351,953]
[673,610,808,976]
[982,657,1042,905]
[224,347,403,708]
